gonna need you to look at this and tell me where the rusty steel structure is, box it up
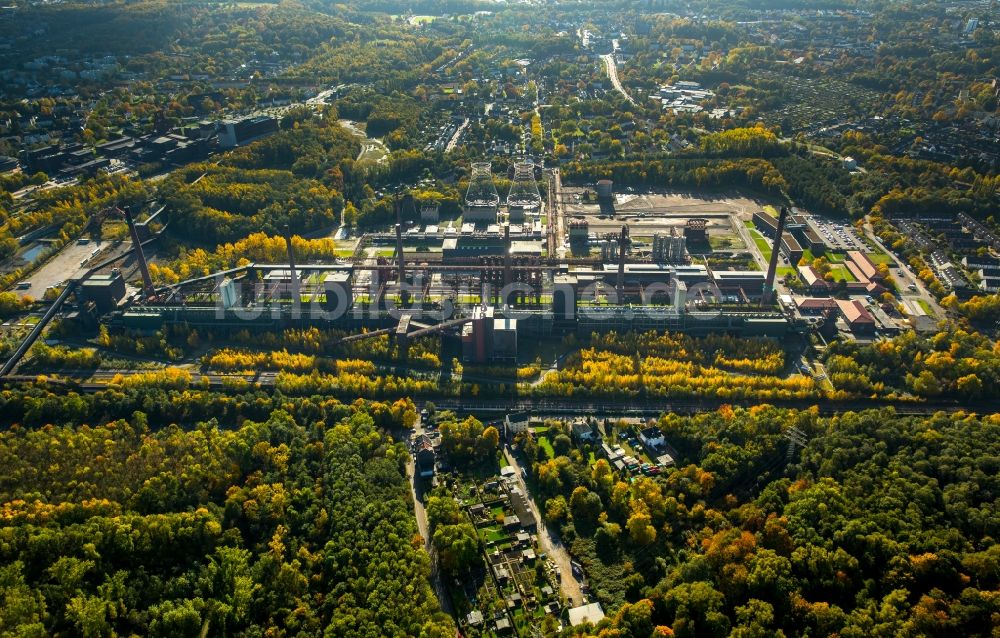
[117,206,155,299]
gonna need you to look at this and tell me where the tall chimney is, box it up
[761,206,790,306]
[283,224,299,300]
[503,225,512,305]
[121,206,154,299]
[395,194,410,306]
[616,225,629,303]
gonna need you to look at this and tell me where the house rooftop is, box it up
[837,299,876,325]
[568,602,606,627]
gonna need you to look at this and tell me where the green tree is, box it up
[433,523,479,575]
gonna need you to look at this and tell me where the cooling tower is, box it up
[466,162,500,208]
[507,161,541,210]
[465,162,500,224]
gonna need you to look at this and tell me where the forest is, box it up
[158,119,357,245]
[519,407,1000,637]
[0,386,452,637]
[562,158,789,199]
[822,329,1000,400]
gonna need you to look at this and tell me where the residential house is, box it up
[571,420,597,443]
[638,426,665,451]
[414,435,435,478]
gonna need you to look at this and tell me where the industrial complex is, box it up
[1,164,904,374]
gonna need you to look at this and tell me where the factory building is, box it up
[846,251,883,282]
[464,205,498,224]
[323,271,353,312]
[569,220,589,242]
[78,270,126,313]
[507,161,541,225]
[493,316,518,362]
[652,229,686,263]
[683,218,708,243]
[462,305,495,363]
[836,299,876,335]
[787,214,826,256]
[713,270,767,298]
[596,179,615,214]
[465,162,500,225]
[459,306,520,363]
[443,234,507,262]
[797,265,829,294]
[217,116,278,148]
[596,179,613,199]
[553,274,579,321]
[753,211,804,264]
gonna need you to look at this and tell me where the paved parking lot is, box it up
[808,216,866,251]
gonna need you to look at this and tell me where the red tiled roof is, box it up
[797,265,825,287]
[844,260,871,284]
[847,251,879,280]
[836,299,875,325]
[797,297,838,310]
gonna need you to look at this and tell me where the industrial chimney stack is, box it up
[616,225,630,302]
[761,206,790,306]
[283,224,299,301]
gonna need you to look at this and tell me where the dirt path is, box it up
[503,447,584,606]
[338,119,388,164]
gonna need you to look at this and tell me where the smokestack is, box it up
[503,224,512,292]
[761,206,790,306]
[283,224,299,300]
[395,194,410,306]
[121,206,154,299]
[616,225,629,302]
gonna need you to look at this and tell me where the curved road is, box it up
[601,54,636,106]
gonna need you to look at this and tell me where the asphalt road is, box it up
[862,220,945,317]
[601,54,636,106]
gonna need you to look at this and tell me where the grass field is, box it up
[827,264,856,282]
[745,226,795,276]
[751,232,773,258]
[868,251,894,265]
[537,435,555,460]
[709,233,745,250]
